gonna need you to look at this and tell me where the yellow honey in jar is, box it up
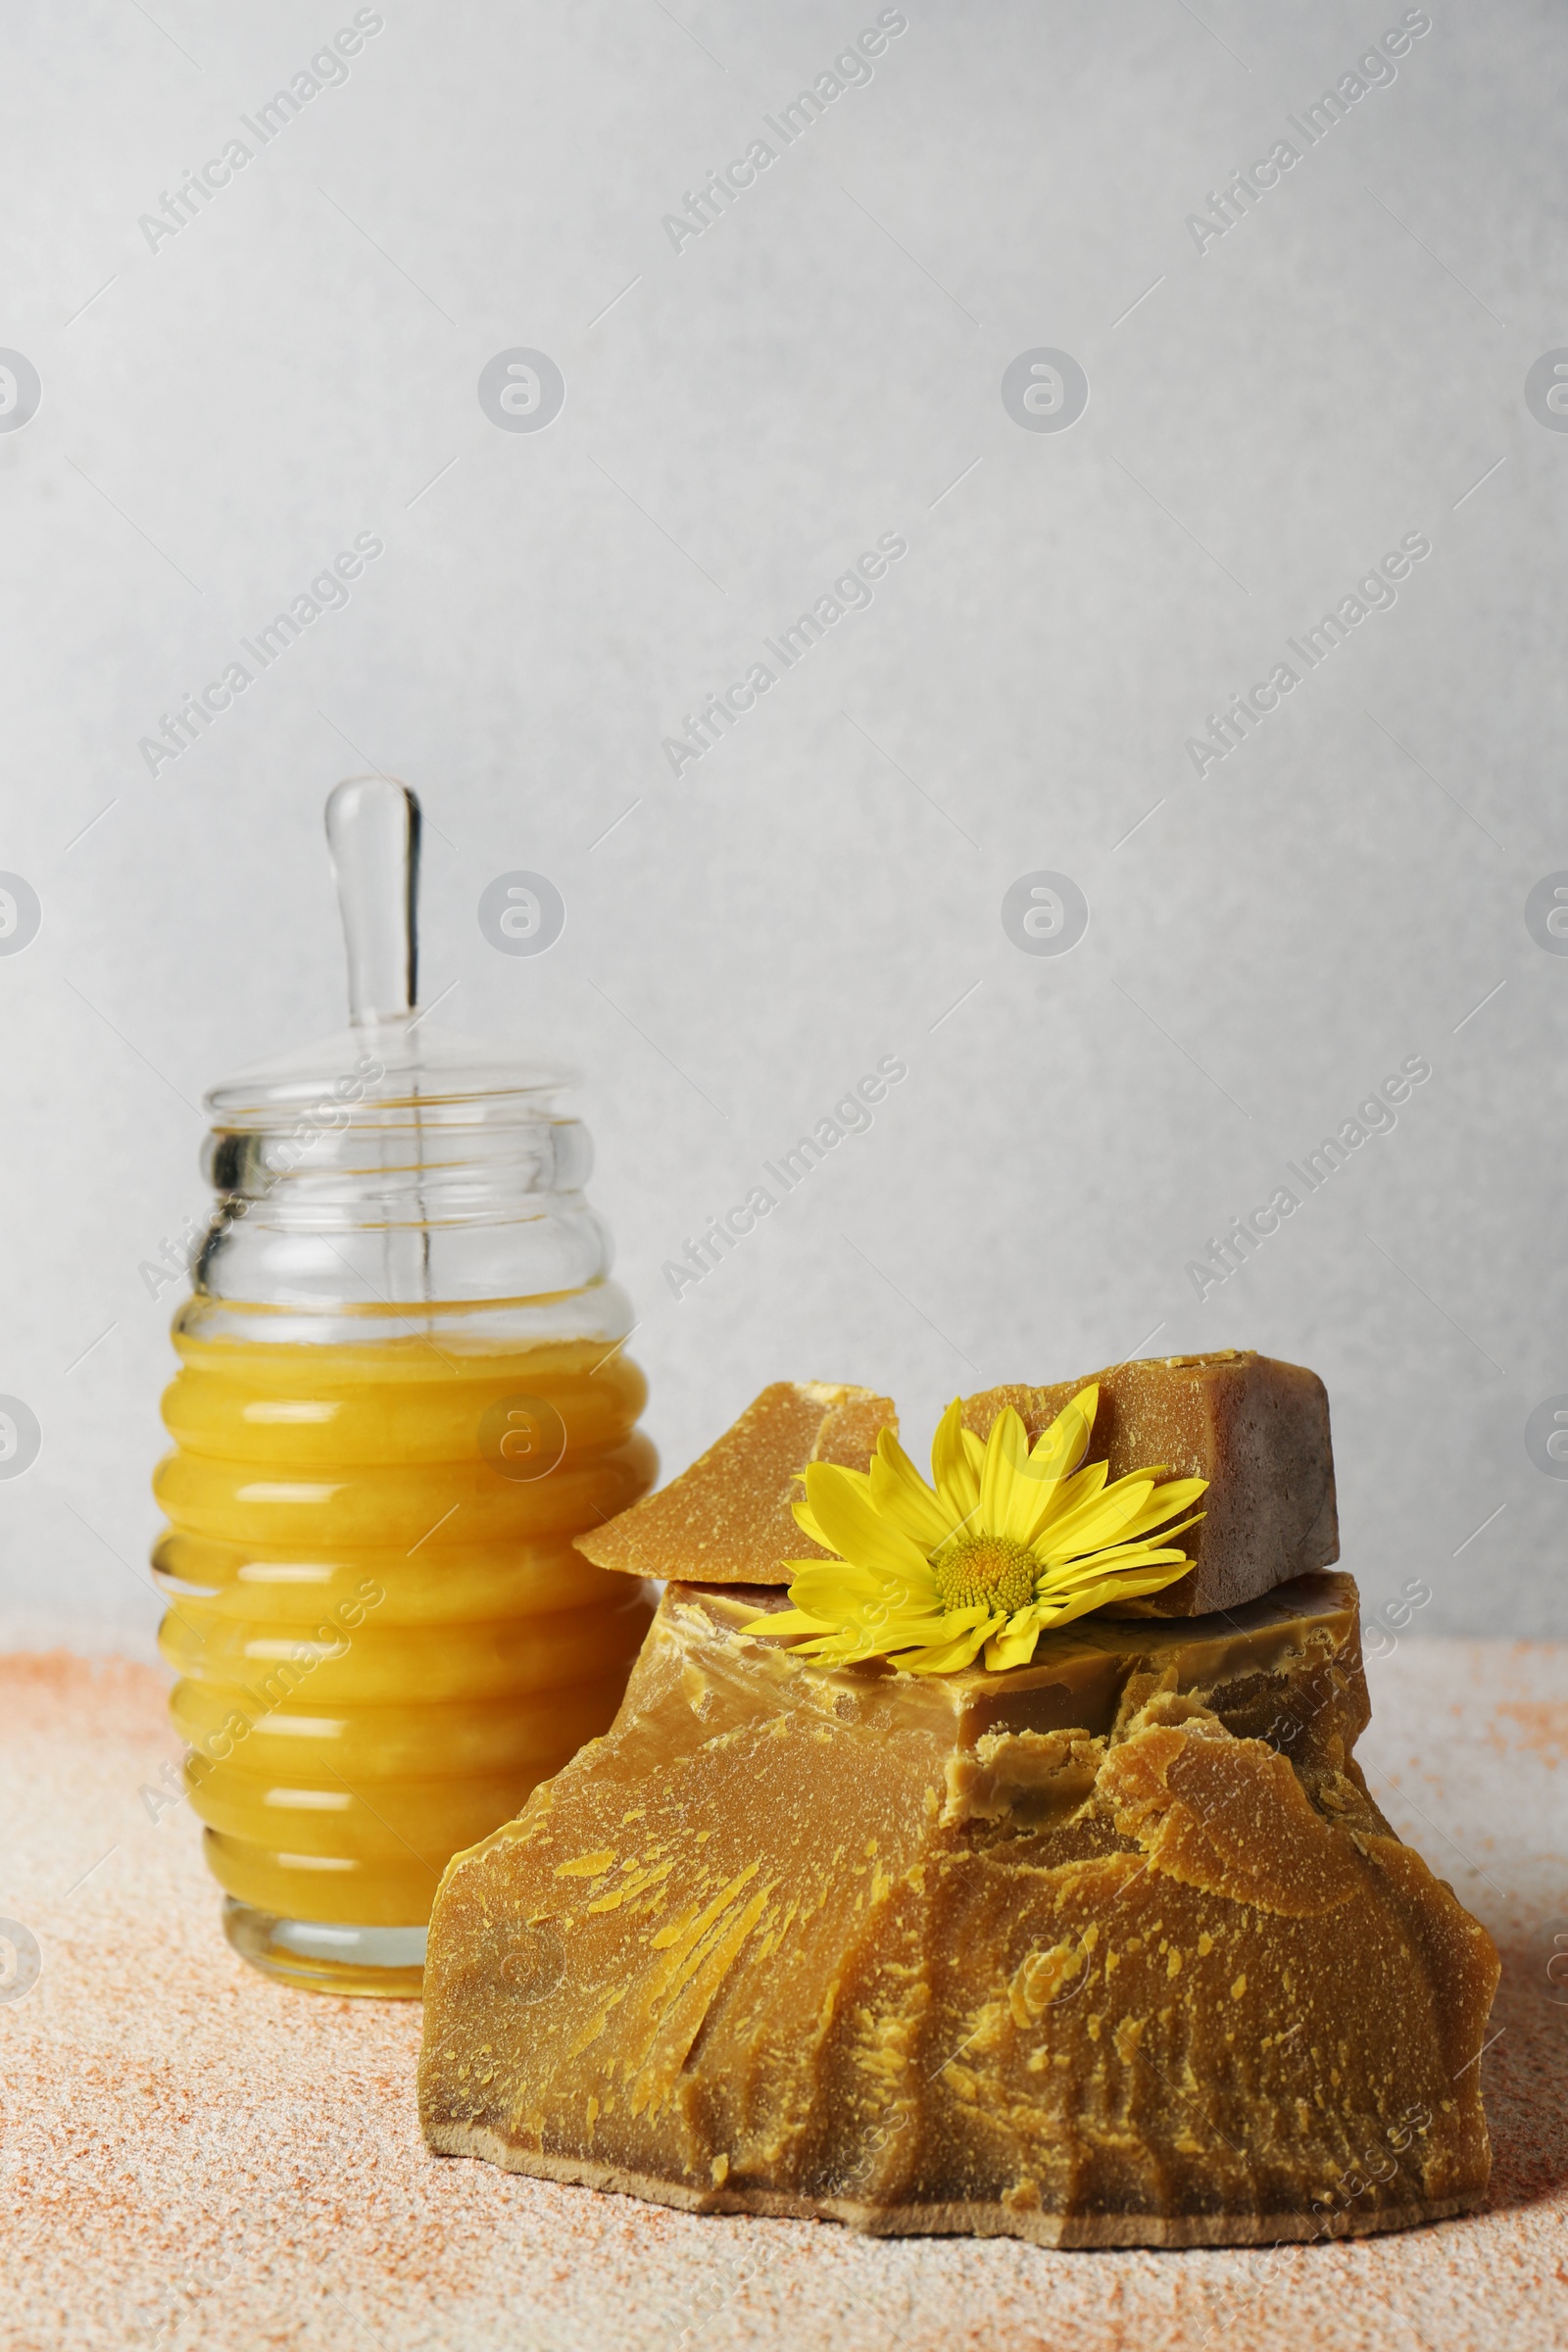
[154,1333,654,1992]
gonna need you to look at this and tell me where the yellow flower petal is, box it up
[1032,1564,1188,1631]
[1002,1433,1082,1544]
[867,1429,956,1548]
[930,1398,982,1526]
[1035,1515,1204,1593]
[979,1405,1028,1539]
[785,1561,889,1610]
[1108,1478,1208,1544]
[1021,1458,1108,1548]
[739,1606,833,1638]
[1035,1546,1189,1598]
[1027,1386,1098,1481]
[983,1609,1050,1672]
[1011,1393,1104,1544]
[1066,1516,1204,1569]
[791,1495,835,1551]
[1036,1469,1170,1556]
[798,1461,933,1579]
[790,1631,887,1664]
[896,1614,998,1674]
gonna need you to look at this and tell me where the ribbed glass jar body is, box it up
[152,1038,655,1995]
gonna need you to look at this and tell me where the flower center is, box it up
[932,1534,1038,1618]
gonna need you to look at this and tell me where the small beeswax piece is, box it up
[963,1350,1338,1616]
[573,1382,894,1586]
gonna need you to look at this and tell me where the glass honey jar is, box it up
[152,780,654,1995]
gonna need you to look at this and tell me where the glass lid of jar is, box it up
[205,777,569,1129]
[186,779,615,1323]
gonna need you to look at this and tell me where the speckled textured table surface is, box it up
[2,1638,1563,2352]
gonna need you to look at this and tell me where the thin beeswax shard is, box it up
[419,1572,1496,2247]
[573,1381,893,1586]
[964,1349,1338,1616]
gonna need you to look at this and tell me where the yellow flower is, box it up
[742,1385,1206,1675]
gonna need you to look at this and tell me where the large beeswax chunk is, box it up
[963,1350,1338,1615]
[419,1572,1495,2247]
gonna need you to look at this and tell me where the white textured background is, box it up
[3,0,1566,1650]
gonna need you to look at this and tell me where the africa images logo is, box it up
[1185,532,1431,777]
[0,350,41,434]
